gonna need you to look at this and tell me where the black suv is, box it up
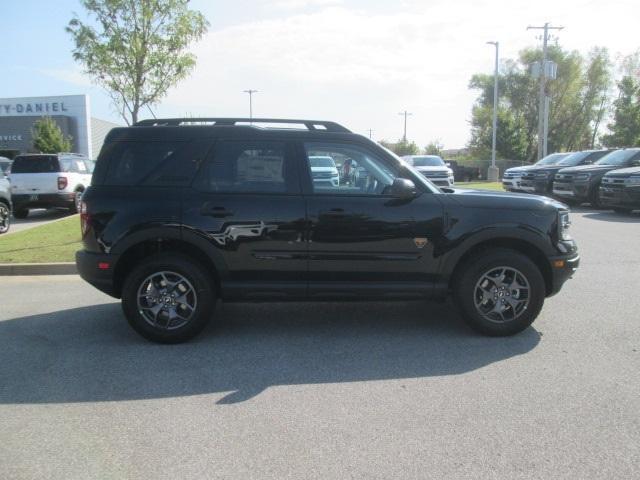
[519,150,611,196]
[599,166,640,213]
[553,148,640,207]
[76,118,579,343]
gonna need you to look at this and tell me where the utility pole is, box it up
[243,89,258,122]
[398,111,412,141]
[527,23,563,159]
[486,41,499,182]
[367,129,373,139]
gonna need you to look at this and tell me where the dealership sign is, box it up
[0,134,23,142]
[0,102,70,115]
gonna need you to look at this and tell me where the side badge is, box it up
[414,237,428,249]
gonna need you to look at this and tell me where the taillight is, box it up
[58,176,68,190]
[80,201,90,237]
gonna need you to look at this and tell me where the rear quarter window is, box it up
[11,156,59,174]
[98,140,207,186]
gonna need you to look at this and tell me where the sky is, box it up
[2,0,639,149]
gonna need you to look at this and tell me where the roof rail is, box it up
[133,118,351,133]
[57,152,86,156]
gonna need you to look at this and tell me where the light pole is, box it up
[398,111,412,141]
[528,23,563,159]
[486,41,499,182]
[243,89,258,122]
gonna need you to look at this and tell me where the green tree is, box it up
[468,45,612,161]
[379,139,420,156]
[424,140,444,155]
[32,117,73,153]
[601,76,640,147]
[67,0,209,125]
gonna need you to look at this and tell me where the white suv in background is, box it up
[402,155,454,187]
[309,155,340,187]
[9,153,93,218]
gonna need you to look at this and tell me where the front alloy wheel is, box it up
[454,248,545,336]
[474,267,530,323]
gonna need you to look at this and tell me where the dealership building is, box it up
[0,94,120,159]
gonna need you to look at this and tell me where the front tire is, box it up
[121,254,216,343]
[453,249,545,336]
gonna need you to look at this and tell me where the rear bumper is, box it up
[548,254,580,297]
[76,250,120,298]
[599,186,640,208]
[12,192,76,210]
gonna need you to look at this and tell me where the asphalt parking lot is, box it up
[0,209,639,479]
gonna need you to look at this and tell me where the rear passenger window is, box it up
[195,141,294,194]
[101,141,198,186]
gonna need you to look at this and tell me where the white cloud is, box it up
[158,0,640,148]
[273,0,343,9]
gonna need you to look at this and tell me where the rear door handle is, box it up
[202,204,234,218]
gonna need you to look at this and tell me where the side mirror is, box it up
[389,178,417,199]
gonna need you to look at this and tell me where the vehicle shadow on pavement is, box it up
[0,301,540,405]
[581,211,640,223]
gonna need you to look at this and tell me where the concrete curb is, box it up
[0,262,77,276]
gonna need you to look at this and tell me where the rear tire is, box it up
[13,209,29,219]
[589,185,603,208]
[70,190,83,214]
[121,253,216,343]
[453,248,546,336]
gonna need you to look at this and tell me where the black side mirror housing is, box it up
[389,178,417,199]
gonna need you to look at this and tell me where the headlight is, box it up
[535,172,550,179]
[575,173,590,181]
[624,176,640,185]
[558,211,572,241]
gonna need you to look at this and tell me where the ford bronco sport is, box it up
[76,118,579,343]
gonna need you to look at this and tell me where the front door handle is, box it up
[202,204,234,218]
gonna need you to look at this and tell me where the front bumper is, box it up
[520,178,551,194]
[599,185,640,209]
[12,192,76,210]
[547,253,580,297]
[502,177,523,191]
[552,181,590,201]
[426,177,454,187]
[76,250,120,298]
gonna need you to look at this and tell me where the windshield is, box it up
[596,149,640,166]
[535,152,569,166]
[557,151,590,166]
[308,156,336,168]
[10,155,59,173]
[408,156,445,167]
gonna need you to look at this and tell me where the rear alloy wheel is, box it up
[454,249,545,336]
[0,202,10,234]
[122,254,216,343]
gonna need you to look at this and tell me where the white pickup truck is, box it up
[9,153,93,218]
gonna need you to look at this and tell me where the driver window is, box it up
[304,143,398,195]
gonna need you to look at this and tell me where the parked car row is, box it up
[0,152,94,234]
[503,148,640,213]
